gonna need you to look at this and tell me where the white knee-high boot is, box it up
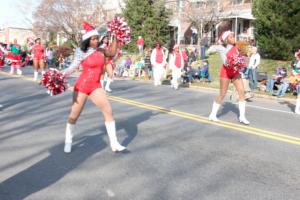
[239,101,250,125]
[16,67,22,75]
[105,78,112,92]
[153,67,160,86]
[64,123,75,153]
[33,71,38,81]
[10,66,15,74]
[100,80,105,88]
[105,121,126,152]
[209,101,220,122]
[295,99,300,114]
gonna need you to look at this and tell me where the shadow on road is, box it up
[279,100,295,112]
[0,111,154,199]
[0,134,105,200]
[218,102,239,119]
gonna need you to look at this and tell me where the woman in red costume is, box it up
[0,43,4,68]
[99,35,116,92]
[208,31,250,125]
[32,38,45,81]
[6,39,22,75]
[62,22,126,153]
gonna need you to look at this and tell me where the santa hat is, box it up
[173,44,180,49]
[295,49,300,59]
[221,30,233,43]
[81,21,99,41]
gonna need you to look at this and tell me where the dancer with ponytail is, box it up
[99,35,115,93]
[32,38,45,81]
[208,31,250,125]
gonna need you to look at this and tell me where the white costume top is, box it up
[169,51,184,70]
[248,53,261,69]
[150,47,168,67]
[215,44,233,65]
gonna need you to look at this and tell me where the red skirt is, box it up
[220,65,240,79]
[6,53,21,66]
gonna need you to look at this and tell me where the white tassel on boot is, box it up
[239,101,250,125]
[105,78,112,92]
[33,71,38,81]
[64,123,75,153]
[295,99,300,115]
[100,80,105,88]
[105,121,126,152]
[209,101,220,122]
[16,68,22,75]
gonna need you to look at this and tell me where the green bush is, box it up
[253,0,300,60]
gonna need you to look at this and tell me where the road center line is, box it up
[108,96,300,146]
[1,71,299,146]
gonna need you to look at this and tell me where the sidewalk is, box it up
[0,65,296,103]
[121,76,296,103]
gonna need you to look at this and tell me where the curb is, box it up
[1,70,296,103]
[116,77,297,102]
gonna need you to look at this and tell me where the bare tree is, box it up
[33,0,107,45]
[183,0,221,45]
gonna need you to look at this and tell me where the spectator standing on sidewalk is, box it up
[136,36,144,56]
[144,49,152,79]
[46,47,54,68]
[292,49,300,114]
[200,34,208,60]
[248,47,260,90]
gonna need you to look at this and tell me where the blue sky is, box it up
[0,0,40,28]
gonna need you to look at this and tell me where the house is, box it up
[0,27,35,45]
[167,0,255,45]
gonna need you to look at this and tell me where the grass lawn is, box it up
[192,53,295,98]
[204,53,291,88]
[120,52,295,99]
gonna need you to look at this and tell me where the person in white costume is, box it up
[151,42,167,86]
[169,44,184,90]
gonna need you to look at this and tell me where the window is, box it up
[233,0,243,5]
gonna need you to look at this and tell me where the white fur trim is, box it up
[221,31,233,42]
[173,44,179,49]
[82,29,99,41]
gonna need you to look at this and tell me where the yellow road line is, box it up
[108,96,300,146]
[2,70,300,146]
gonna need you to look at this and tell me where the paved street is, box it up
[1,66,300,200]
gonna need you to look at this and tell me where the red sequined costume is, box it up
[63,48,105,95]
[33,44,45,60]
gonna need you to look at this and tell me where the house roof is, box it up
[219,9,255,20]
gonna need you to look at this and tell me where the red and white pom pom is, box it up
[107,16,131,46]
[40,68,68,96]
[226,54,247,71]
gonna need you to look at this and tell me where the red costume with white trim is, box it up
[6,43,22,67]
[220,45,240,79]
[74,49,105,95]
[104,46,114,66]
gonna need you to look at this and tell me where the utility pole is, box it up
[177,0,183,44]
